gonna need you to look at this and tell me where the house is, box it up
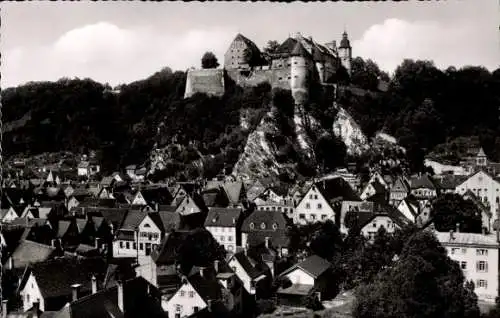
[455,170,500,221]
[227,250,270,296]
[359,205,410,241]
[49,276,166,318]
[463,190,493,233]
[176,194,207,216]
[389,176,410,206]
[339,200,374,234]
[0,207,20,223]
[276,255,333,307]
[460,147,500,177]
[201,187,231,208]
[77,161,90,177]
[113,211,173,259]
[409,174,438,200]
[246,180,267,203]
[204,208,242,254]
[366,171,390,190]
[55,219,81,248]
[163,266,242,318]
[294,178,360,225]
[435,230,500,303]
[241,209,289,255]
[18,257,108,312]
[359,180,387,201]
[396,198,420,223]
[434,174,467,194]
[125,165,137,180]
[254,199,295,219]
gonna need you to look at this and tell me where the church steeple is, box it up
[340,30,351,49]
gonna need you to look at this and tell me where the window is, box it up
[461,261,467,269]
[180,291,185,297]
[260,223,266,230]
[126,242,130,249]
[299,214,305,219]
[321,215,327,220]
[317,203,322,209]
[249,222,255,229]
[451,248,459,255]
[477,249,488,256]
[372,222,377,228]
[306,203,311,209]
[272,223,278,230]
[26,294,30,303]
[309,194,313,199]
[144,223,151,228]
[477,261,488,272]
[193,307,199,313]
[477,279,488,288]
[140,243,144,250]
[228,236,233,241]
[220,236,225,242]
[228,245,234,251]
[311,214,316,221]
[175,304,182,312]
[461,248,467,254]
[133,243,137,250]
[189,291,195,298]
[119,241,123,248]
[314,195,318,199]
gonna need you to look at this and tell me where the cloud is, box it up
[353,18,498,75]
[2,22,237,88]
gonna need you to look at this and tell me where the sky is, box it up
[1,1,499,88]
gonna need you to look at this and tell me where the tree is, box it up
[243,47,262,68]
[431,193,483,233]
[201,51,219,69]
[263,40,280,55]
[314,133,347,172]
[303,292,325,311]
[309,220,343,261]
[353,231,481,318]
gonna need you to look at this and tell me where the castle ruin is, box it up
[184,31,352,104]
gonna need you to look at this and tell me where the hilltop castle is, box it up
[184,31,353,104]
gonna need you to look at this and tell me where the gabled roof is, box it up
[155,211,181,233]
[23,257,107,299]
[314,178,361,202]
[463,190,491,216]
[410,174,437,190]
[8,240,57,269]
[290,41,310,57]
[204,208,241,228]
[186,272,223,303]
[276,37,299,54]
[231,251,269,280]
[119,211,147,231]
[280,255,331,279]
[233,33,261,56]
[56,220,72,238]
[222,181,246,205]
[151,231,192,265]
[391,176,410,193]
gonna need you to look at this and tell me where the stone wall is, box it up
[184,69,225,98]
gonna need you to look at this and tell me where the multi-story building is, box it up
[204,207,242,254]
[435,230,500,303]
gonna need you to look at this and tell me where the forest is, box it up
[2,55,500,179]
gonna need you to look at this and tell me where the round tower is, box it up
[290,42,309,105]
[338,30,352,75]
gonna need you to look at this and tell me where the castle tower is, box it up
[312,46,325,83]
[338,31,352,75]
[290,42,310,105]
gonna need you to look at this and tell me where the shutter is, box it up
[486,262,489,272]
[476,261,480,271]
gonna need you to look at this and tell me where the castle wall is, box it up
[225,67,292,90]
[184,69,225,99]
[225,38,250,69]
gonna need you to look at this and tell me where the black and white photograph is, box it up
[0,1,499,317]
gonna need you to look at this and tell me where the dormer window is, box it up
[250,222,255,229]
[260,223,266,230]
[272,223,278,230]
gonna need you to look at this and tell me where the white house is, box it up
[228,251,268,295]
[163,276,207,318]
[176,195,205,216]
[294,184,335,225]
[396,199,420,223]
[360,213,404,241]
[19,272,45,312]
[456,170,500,223]
[113,212,164,260]
[204,208,241,254]
[435,230,500,303]
[131,191,148,206]
[0,207,19,223]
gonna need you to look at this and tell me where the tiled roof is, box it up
[56,220,72,238]
[410,174,437,190]
[151,230,192,265]
[186,272,223,303]
[277,283,314,296]
[277,37,299,54]
[27,257,107,299]
[435,231,500,247]
[9,240,57,269]
[204,208,241,228]
[315,178,361,202]
[281,255,331,279]
[119,211,147,231]
[150,211,180,233]
[222,181,245,205]
[241,210,288,232]
[140,187,173,205]
[232,252,268,279]
[290,42,310,57]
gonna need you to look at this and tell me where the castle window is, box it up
[294,61,298,64]
[279,77,283,81]
[288,76,291,80]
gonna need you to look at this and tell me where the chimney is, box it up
[155,202,159,212]
[244,243,249,256]
[95,237,100,249]
[207,300,213,312]
[315,292,322,302]
[32,301,40,318]
[265,237,270,249]
[8,257,13,270]
[91,275,98,294]
[456,223,460,233]
[51,239,56,247]
[200,267,205,278]
[2,300,7,318]
[71,283,82,301]
[214,260,220,273]
[232,217,236,224]
[117,280,124,313]
[449,230,455,241]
